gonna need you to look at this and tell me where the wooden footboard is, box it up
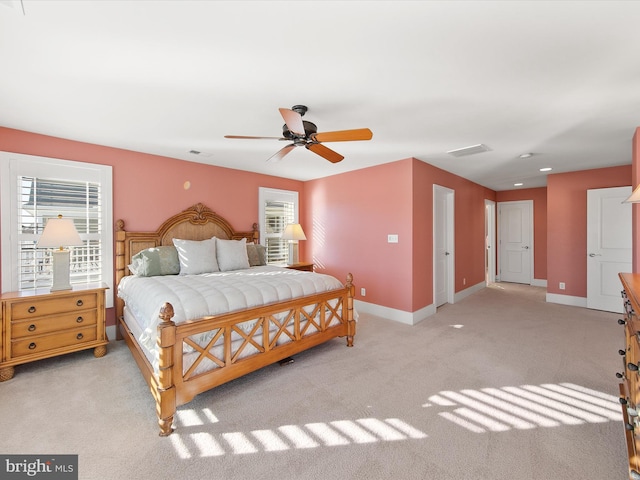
[131,275,355,436]
[115,203,356,435]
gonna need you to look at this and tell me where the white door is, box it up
[485,200,496,285]
[498,200,533,284]
[587,186,632,313]
[434,185,454,307]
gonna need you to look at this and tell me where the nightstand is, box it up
[0,283,109,381]
[286,262,314,272]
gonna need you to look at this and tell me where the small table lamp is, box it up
[37,214,83,291]
[282,223,306,265]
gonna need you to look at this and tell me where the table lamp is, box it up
[37,214,83,291]
[282,223,306,265]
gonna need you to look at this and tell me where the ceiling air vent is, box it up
[446,144,491,157]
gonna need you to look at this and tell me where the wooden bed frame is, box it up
[115,203,355,436]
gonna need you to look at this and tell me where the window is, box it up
[258,187,299,265]
[1,153,114,306]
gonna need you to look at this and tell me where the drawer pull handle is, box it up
[76,333,84,340]
[28,324,36,332]
[76,316,83,323]
[619,349,627,356]
[616,372,624,379]
[619,318,626,325]
[28,306,36,313]
[76,299,84,307]
[620,397,629,405]
[28,342,36,350]
[630,469,640,480]
[629,362,639,372]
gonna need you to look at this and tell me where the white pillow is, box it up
[216,237,250,271]
[172,237,219,275]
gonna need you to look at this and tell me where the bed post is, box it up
[157,302,177,436]
[346,273,355,347]
[114,219,126,339]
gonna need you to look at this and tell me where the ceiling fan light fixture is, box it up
[519,153,534,159]
[446,144,491,157]
[539,167,552,172]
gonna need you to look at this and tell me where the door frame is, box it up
[485,199,496,284]
[497,200,534,284]
[433,185,455,306]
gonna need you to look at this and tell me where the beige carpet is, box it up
[0,283,629,479]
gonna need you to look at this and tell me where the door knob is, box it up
[588,253,601,257]
[522,246,529,249]
[445,252,450,256]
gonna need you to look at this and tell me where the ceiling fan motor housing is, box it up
[282,120,318,143]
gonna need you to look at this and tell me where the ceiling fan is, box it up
[224,105,373,163]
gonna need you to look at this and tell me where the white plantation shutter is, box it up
[18,177,102,289]
[258,188,299,265]
[1,153,113,306]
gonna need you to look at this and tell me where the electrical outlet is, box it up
[388,234,398,243]
[361,288,366,296]
[559,282,565,290]
[463,278,466,286]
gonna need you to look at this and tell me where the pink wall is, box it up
[547,165,631,297]
[496,188,548,280]
[303,158,495,313]
[303,160,414,311]
[0,127,304,326]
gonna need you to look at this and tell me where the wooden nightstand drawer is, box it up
[10,293,98,319]
[0,284,108,381]
[11,310,98,339]
[12,325,97,358]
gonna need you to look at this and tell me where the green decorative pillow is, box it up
[246,243,267,266]
[130,246,180,277]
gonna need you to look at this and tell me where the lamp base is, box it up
[50,249,72,291]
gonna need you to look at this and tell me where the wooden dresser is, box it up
[0,283,108,381]
[618,273,640,480]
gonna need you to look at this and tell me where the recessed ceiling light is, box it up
[539,167,552,172]
[514,183,524,187]
[518,153,533,159]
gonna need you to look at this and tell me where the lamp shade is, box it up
[282,223,307,241]
[37,215,83,249]
[624,185,640,203]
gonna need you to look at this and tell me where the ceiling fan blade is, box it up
[224,135,284,140]
[267,144,296,163]
[313,128,373,143]
[279,108,306,136]
[306,143,344,163]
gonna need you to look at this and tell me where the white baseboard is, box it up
[356,281,488,326]
[106,325,117,342]
[545,293,587,308]
[454,281,485,303]
[354,300,435,326]
[532,278,548,287]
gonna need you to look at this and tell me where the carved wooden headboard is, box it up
[114,203,258,319]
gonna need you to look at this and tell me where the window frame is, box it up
[1,152,114,307]
[258,187,299,265]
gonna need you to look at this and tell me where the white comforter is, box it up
[118,265,344,329]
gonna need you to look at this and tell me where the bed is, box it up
[115,203,356,436]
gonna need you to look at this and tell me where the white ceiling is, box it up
[1,0,640,191]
